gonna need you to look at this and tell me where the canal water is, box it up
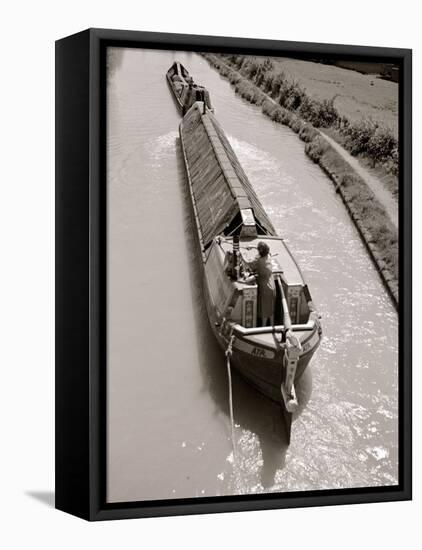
[106,48,398,503]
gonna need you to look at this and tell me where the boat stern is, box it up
[218,314,322,410]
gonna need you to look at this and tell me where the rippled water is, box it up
[106,48,398,503]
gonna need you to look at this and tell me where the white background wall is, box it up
[0,1,419,548]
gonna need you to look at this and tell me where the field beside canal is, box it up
[268,57,399,197]
[268,57,398,136]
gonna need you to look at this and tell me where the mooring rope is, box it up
[225,335,237,462]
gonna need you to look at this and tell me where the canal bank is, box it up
[201,53,398,308]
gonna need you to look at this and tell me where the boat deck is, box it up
[217,236,305,287]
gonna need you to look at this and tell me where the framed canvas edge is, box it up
[56,28,412,521]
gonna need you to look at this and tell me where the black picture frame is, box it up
[55,28,412,521]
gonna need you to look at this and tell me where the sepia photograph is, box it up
[1,0,418,542]
[106,45,399,504]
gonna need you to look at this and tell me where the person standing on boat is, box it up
[247,241,276,327]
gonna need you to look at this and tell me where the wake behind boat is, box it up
[178,100,322,437]
[166,61,213,115]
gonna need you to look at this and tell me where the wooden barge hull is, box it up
[179,100,322,413]
[222,335,318,404]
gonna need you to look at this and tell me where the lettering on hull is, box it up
[233,339,275,359]
[232,330,319,361]
[300,330,320,355]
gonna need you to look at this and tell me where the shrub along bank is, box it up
[201,53,398,307]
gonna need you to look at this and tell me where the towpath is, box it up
[319,131,398,230]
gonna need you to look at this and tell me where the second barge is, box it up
[166,61,212,115]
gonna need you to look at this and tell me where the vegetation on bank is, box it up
[306,136,398,283]
[217,54,399,178]
[202,53,398,305]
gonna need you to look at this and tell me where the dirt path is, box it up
[319,131,398,230]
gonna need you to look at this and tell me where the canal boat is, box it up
[166,61,212,115]
[179,101,322,437]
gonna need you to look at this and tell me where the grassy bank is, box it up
[201,53,398,306]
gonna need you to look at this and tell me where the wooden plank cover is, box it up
[180,103,276,248]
